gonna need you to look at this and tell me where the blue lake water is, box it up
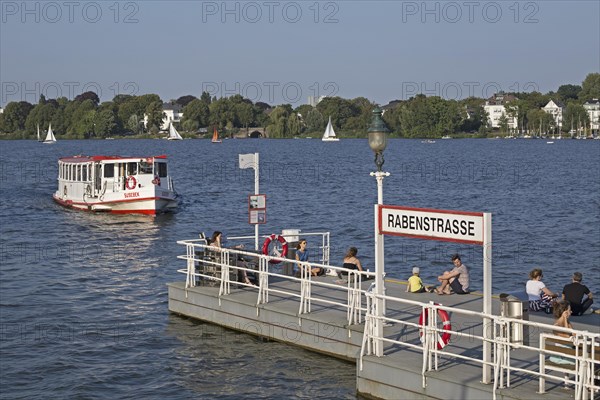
[0,138,598,398]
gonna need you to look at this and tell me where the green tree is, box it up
[94,109,117,137]
[266,106,290,138]
[182,99,210,128]
[287,113,301,136]
[305,108,325,133]
[145,101,165,132]
[578,73,600,101]
[236,102,255,130]
[200,91,212,105]
[498,114,509,134]
[556,84,582,102]
[562,103,590,134]
[0,101,34,133]
[126,114,142,134]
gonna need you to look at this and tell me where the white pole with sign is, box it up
[378,205,492,382]
[239,153,260,250]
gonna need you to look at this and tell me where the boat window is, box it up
[76,165,81,181]
[127,162,137,176]
[68,165,72,181]
[82,165,88,182]
[104,163,114,178]
[138,161,152,175]
[155,162,168,177]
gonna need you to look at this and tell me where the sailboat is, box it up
[322,116,339,142]
[37,124,41,142]
[167,123,183,140]
[211,127,222,143]
[43,123,57,144]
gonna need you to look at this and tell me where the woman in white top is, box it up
[526,268,557,311]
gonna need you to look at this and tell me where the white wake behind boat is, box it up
[166,123,183,140]
[53,155,178,215]
[43,123,57,144]
[322,117,339,142]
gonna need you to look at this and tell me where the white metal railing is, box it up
[176,239,375,326]
[227,231,331,267]
[359,291,600,400]
[176,238,598,399]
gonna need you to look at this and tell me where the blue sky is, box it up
[1,0,599,106]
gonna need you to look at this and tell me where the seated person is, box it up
[406,266,426,293]
[435,254,469,295]
[562,272,594,316]
[339,247,363,277]
[526,268,557,312]
[295,239,323,277]
[208,231,254,285]
[548,300,575,366]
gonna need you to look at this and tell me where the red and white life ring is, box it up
[419,305,452,349]
[126,176,137,190]
[261,234,288,264]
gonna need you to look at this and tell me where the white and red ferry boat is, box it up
[53,155,178,215]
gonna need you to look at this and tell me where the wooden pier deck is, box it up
[168,276,600,399]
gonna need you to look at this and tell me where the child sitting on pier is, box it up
[406,267,427,293]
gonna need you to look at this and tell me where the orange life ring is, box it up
[126,176,137,190]
[419,305,452,349]
[261,234,288,264]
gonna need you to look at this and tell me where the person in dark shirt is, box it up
[562,272,594,316]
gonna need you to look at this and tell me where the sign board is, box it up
[378,205,484,245]
[248,194,266,224]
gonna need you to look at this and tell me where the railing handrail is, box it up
[176,238,598,400]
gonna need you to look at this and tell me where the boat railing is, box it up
[176,239,374,325]
[359,291,600,400]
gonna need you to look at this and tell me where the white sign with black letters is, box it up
[379,205,484,245]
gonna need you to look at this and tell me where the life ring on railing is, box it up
[126,176,137,190]
[419,305,452,349]
[261,234,288,264]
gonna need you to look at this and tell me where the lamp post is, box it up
[368,107,389,357]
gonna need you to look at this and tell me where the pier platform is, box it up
[168,276,599,399]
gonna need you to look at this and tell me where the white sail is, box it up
[167,123,183,140]
[43,123,57,144]
[37,124,41,141]
[322,116,339,142]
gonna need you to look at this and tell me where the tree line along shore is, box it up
[0,73,598,140]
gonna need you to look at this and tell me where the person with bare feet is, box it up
[436,254,469,295]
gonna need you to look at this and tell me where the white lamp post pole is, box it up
[368,107,390,357]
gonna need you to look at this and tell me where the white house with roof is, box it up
[307,96,326,107]
[583,99,600,134]
[542,99,564,129]
[483,93,518,130]
[143,102,184,131]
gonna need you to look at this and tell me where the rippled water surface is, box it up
[1,138,598,398]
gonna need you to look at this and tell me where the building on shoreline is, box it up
[583,98,600,135]
[542,99,565,131]
[483,93,518,131]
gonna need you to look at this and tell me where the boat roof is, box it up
[58,155,168,163]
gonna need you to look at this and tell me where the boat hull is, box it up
[53,193,178,215]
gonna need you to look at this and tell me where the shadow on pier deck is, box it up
[168,277,599,399]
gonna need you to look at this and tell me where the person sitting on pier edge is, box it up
[526,268,558,312]
[339,247,364,278]
[435,254,469,295]
[208,231,254,285]
[562,272,594,316]
[406,266,427,293]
